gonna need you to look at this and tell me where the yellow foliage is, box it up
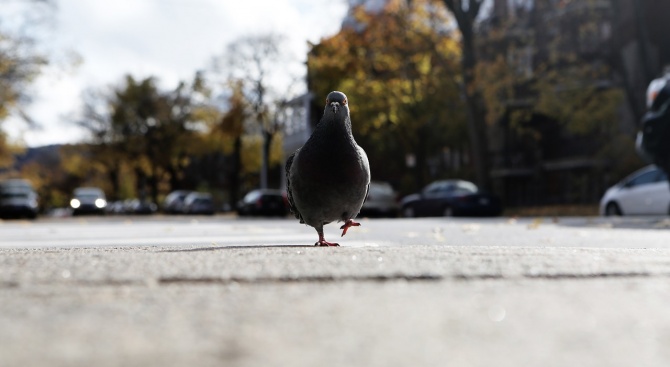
[476,40,625,141]
[60,147,89,177]
[0,132,24,170]
[308,0,465,158]
[241,135,261,174]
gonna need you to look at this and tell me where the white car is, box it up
[359,181,399,217]
[600,165,670,216]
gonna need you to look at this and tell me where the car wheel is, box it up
[443,206,454,217]
[402,206,415,218]
[605,202,622,216]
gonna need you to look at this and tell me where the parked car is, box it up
[105,200,126,215]
[400,179,502,217]
[163,190,192,214]
[600,165,670,216]
[237,189,288,217]
[0,179,39,219]
[183,192,215,215]
[125,198,158,215]
[70,187,107,216]
[359,181,399,217]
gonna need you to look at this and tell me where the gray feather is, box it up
[285,149,303,223]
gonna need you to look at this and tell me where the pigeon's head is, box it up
[325,91,349,116]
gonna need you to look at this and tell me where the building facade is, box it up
[480,0,670,206]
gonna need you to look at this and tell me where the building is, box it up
[480,0,670,206]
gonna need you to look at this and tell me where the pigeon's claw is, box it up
[340,219,361,237]
[316,233,340,247]
[315,239,340,247]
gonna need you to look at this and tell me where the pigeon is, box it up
[285,91,370,246]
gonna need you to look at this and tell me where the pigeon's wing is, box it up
[355,182,370,219]
[285,149,304,223]
[363,182,370,204]
[358,145,371,206]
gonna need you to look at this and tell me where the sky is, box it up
[3,0,351,147]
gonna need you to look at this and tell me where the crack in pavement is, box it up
[2,272,665,289]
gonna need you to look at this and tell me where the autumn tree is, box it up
[308,0,467,191]
[212,80,248,209]
[0,0,51,170]
[215,33,295,189]
[78,75,207,203]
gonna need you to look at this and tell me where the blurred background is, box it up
[0,0,668,218]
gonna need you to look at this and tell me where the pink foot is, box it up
[315,239,340,247]
[315,233,340,247]
[340,219,361,237]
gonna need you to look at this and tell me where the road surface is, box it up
[2,215,670,367]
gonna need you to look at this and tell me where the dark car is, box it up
[183,192,215,215]
[125,198,158,215]
[0,179,39,219]
[163,190,192,214]
[70,187,107,216]
[400,179,502,217]
[237,189,288,217]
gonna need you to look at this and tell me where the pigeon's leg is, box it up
[315,226,339,247]
[340,219,361,237]
[315,235,340,247]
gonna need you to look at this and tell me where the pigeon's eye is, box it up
[325,99,330,105]
[343,98,348,105]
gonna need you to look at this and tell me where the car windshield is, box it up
[1,191,30,199]
[75,189,103,196]
[454,181,478,194]
[370,183,393,196]
[167,191,190,201]
[423,182,447,194]
[423,181,478,195]
[626,170,661,187]
[244,191,261,202]
[77,194,102,200]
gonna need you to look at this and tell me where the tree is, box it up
[77,75,207,203]
[213,80,248,209]
[216,33,294,189]
[308,0,467,191]
[438,0,491,190]
[473,0,644,204]
[0,0,51,169]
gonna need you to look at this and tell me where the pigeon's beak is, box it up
[330,102,339,114]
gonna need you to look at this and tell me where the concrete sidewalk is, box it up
[2,244,670,367]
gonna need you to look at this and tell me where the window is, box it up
[627,170,660,187]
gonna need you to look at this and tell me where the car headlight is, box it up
[95,198,107,208]
[70,199,81,209]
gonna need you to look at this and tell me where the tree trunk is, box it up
[135,168,147,201]
[107,165,120,201]
[609,0,650,124]
[229,136,242,210]
[261,130,274,189]
[148,169,159,205]
[441,0,491,190]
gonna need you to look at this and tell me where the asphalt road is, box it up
[2,215,670,367]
